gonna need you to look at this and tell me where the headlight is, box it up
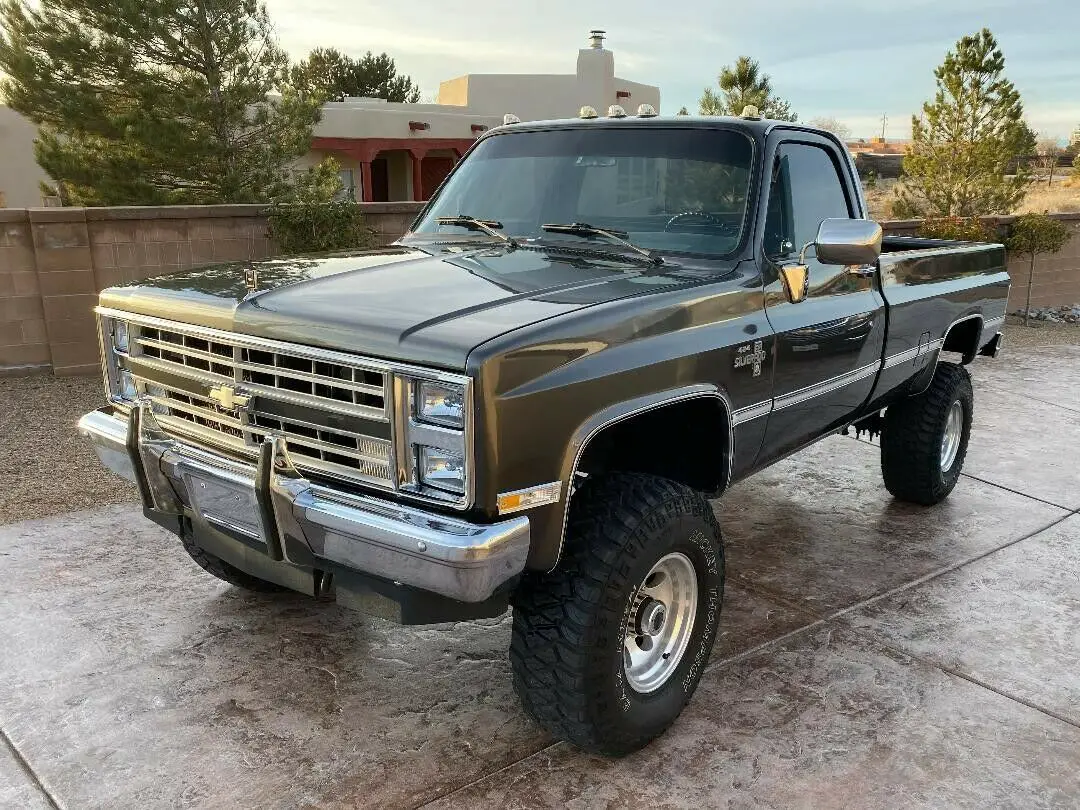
[418,445,465,494]
[145,383,170,415]
[113,321,130,354]
[118,368,138,401]
[416,381,464,428]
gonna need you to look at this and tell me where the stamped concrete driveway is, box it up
[1,346,1078,809]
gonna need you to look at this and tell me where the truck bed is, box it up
[868,237,1010,408]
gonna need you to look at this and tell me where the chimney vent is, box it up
[588,30,606,49]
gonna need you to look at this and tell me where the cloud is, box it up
[263,0,1080,138]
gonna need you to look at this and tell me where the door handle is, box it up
[847,265,877,277]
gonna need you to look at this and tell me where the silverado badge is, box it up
[734,340,766,377]
[208,384,251,413]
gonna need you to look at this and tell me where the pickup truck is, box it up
[80,108,1009,756]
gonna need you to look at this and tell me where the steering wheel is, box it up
[664,211,726,232]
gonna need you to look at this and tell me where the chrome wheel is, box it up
[940,400,963,472]
[623,552,698,694]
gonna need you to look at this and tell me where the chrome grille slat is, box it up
[129,323,394,486]
[136,338,235,369]
[134,354,234,385]
[228,381,385,422]
[251,424,389,465]
[247,412,389,458]
[236,360,384,398]
[150,395,245,432]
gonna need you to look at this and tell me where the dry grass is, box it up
[860,175,1080,221]
[862,178,901,221]
[1003,316,1080,348]
[1015,177,1080,214]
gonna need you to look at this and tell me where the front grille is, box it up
[127,322,395,487]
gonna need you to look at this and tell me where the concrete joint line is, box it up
[958,472,1076,512]
[705,511,1074,678]
[850,630,1080,733]
[413,739,564,809]
[982,384,1080,415]
[828,511,1076,626]
[0,726,63,810]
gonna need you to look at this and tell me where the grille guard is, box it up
[78,404,528,603]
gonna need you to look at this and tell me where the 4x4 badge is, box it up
[734,340,766,377]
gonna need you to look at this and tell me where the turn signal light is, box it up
[496,482,562,515]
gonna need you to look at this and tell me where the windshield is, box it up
[411,127,755,259]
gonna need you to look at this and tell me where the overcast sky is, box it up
[264,0,1079,141]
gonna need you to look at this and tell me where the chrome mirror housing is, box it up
[814,219,882,267]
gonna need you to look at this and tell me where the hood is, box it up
[99,243,727,370]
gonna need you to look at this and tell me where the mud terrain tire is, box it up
[881,361,973,505]
[510,473,725,756]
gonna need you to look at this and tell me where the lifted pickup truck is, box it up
[81,109,1009,756]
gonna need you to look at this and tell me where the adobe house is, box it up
[301,30,661,202]
[0,31,660,208]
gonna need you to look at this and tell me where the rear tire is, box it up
[510,473,724,756]
[180,534,287,593]
[881,362,973,505]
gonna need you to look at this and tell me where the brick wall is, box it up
[1,204,1078,377]
[0,202,423,376]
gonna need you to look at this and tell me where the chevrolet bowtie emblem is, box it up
[208,385,251,412]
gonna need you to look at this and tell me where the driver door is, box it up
[757,136,886,462]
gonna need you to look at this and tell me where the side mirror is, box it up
[813,218,882,267]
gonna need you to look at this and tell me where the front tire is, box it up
[881,362,974,505]
[510,473,725,756]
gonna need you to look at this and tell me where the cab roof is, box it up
[479,114,833,144]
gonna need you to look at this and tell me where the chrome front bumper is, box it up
[78,406,529,604]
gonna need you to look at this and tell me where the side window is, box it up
[764,143,852,261]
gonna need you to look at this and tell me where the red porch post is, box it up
[359,161,374,203]
[410,149,428,202]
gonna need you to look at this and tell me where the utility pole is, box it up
[880,113,888,141]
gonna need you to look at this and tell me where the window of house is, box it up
[337,168,356,201]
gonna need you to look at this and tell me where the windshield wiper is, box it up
[436,215,519,249]
[540,222,663,266]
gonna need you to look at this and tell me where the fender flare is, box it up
[911,312,984,395]
[547,383,735,572]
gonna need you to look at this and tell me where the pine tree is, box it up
[0,0,322,205]
[698,56,796,121]
[894,29,1034,218]
[291,48,420,103]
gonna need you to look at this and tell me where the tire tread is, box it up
[510,472,722,755]
[881,362,973,505]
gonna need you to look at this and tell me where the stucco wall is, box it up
[0,107,52,208]
[436,47,662,121]
[316,101,502,141]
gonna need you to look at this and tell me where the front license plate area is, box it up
[184,470,265,541]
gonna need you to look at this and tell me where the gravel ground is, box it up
[1003,316,1080,348]
[0,373,137,525]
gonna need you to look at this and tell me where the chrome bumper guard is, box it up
[78,405,529,603]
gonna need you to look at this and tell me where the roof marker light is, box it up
[579,105,599,119]
[740,105,762,120]
[607,104,627,118]
[503,113,521,125]
[637,104,658,118]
